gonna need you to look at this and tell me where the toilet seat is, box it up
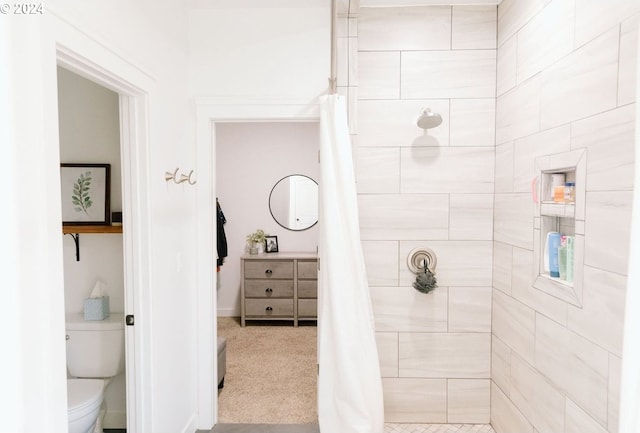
[67,379,103,418]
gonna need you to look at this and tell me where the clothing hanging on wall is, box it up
[216,198,228,270]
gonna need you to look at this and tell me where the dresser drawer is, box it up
[244,260,294,279]
[245,279,294,298]
[298,280,317,298]
[245,299,294,316]
[297,261,318,280]
[298,299,317,317]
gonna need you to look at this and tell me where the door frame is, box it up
[194,98,320,428]
[55,42,153,433]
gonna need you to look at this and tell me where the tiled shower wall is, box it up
[351,6,498,423]
[492,1,638,433]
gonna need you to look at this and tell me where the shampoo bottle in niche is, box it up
[544,232,562,278]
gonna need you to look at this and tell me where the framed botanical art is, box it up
[60,163,111,225]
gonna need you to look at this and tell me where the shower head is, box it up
[416,108,442,130]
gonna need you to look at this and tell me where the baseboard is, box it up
[103,410,126,429]
[216,308,238,317]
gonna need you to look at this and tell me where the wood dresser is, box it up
[240,252,318,327]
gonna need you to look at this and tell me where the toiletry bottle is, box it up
[558,236,567,280]
[551,173,566,203]
[565,236,574,283]
[564,182,575,203]
[546,232,562,278]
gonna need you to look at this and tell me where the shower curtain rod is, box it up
[328,0,337,94]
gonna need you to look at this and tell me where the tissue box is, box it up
[83,296,110,321]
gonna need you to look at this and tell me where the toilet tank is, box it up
[66,313,125,378]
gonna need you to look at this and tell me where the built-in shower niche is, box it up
[532,149,586,307]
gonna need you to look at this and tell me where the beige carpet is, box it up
[217,317,317,424]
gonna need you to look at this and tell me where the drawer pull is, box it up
[266,306,273,311]
[265,269,273,275]
[265,288,273,293]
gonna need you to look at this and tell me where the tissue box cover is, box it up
[83,296,110,320]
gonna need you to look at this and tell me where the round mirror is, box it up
[269,174,319,231]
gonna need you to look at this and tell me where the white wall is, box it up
[216,122,320,316]
[355,5,497,423]
[491,1,638,433]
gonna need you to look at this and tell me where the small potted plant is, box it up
[246,229,268,255]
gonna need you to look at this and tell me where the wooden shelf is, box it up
[62,225,122,234]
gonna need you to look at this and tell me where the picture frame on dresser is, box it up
[60,163,111,225]
[265,235,279,253]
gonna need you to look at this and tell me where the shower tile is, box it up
[513,125,571,193]
[535,314,609,425]
[382,378,447,423]
[371,286,448,332]
[399,333,490,378]
[336,37,349,87]
[571,104,635,192]
[540,28,619,130]
[496,35,517,97]
[494,193,533,250]
[357,99,450,147]
[510,354,565,433]
[491,335,511,395]
[609,354,622,433]
[356,147,400,193]
[497,0,544,48]
[495,74,541,144]
[399,241,493,288]
[494,142,514,193]
[492,241,512,295]
[574,0,640,48]
[447,379,490,423]
[515,0,574,84]
[584,191,632,276]
[358,194,449,240]
[450,194,494,240]
[362,240,399,286]
[619,16,638,106]
[448,286,491,332]
[565,399,609,433]
[376,332,399,378]
[492,289,535,364]
[401,50,496,99]
[567,266,627,356]
[358,6,451,51]
[452,6,497,50]
[348,37,358,87]
[449,99,496,148]
[401,147,494,194]
[491,382,534,433]
[358,51,400,100]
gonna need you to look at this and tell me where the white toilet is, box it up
[65,313,124,433]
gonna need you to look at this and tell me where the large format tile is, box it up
[358,194,449,240]
[449,99,496,148]
[447,379,490,423]
[491,335,510,395]
[619,16,638,105]
[497,0,545,47]
[567,265,627,356]
[490,382,533,433]
[540,28,619,129]
[376,332,399,378]
[493,193,533,250]
[357,99,450,147]
[358,6,451,51]
[448,286,492,332]
[574,0,640,48]
[496,35,517,97]
[401,147,495,194]
[571,104,636,192]
[358,51,400,100]
[584,191,633,276]
[449,194,494,240]
[515,0,574,84]
[382,378,447,423]
[371,286,448,332]
[509,354,565,433]
[399,241,493,288]
[362,240,399,286]
[452,6,497,50]
[535,314,609,425]
[565,399,609,433]
[494,142,514,193]
[496,75,541,144]
[492,241,512,294]
[399,333,490,378]
[356,147,400,193]
[609,354,622,433]
[492,289,535,364]
[401,50,496,99]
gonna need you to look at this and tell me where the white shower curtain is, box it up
[317,94,384,433]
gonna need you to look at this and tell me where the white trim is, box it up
[195,99,320,428]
